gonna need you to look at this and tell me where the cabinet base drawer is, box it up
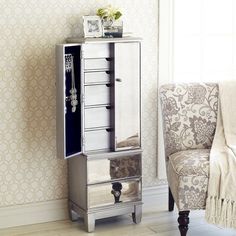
[87,154,141,184]
[87,179,141,208]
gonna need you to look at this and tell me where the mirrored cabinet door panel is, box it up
[114,42,141,150]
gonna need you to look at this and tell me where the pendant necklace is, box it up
[65,54,78,113]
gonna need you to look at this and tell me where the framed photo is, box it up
[83,16,103,38]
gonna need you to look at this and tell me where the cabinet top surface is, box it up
[66,37,142,44]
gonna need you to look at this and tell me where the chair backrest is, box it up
[159,83,218,159]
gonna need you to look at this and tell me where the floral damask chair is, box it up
[159,83,218,236]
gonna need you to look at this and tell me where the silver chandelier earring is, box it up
[65,54,78,113]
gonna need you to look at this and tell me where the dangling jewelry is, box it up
[65,54,78,113]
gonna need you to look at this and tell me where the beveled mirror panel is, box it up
[87,154,141,184]
[114,42,141,150]
[87,179,141,208]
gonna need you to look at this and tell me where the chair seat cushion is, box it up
[169,149,210,177]
[167,149,210,210]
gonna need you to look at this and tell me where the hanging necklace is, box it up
[65,54,78,113]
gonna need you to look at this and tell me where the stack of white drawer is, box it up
[83,44,112,152]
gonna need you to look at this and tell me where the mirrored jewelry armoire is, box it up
[56,37,142,232]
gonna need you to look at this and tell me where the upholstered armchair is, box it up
[159,83,218,236]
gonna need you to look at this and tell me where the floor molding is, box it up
[143,184,168,197]
[0,199,68,229]
[0,184,168,229]
[142,184,168,204]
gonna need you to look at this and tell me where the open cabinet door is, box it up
[114,42,141,150]
[56,44,83,159]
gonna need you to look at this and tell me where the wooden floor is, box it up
[1,192,236,236]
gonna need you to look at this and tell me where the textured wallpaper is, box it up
[0,0,160,207]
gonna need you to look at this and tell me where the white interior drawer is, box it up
[84,58,110,70]
[85,107,110,129]
[83,43,110,58]
[84,129,110,151]
[84,71,110,84]
[85,85,110,106]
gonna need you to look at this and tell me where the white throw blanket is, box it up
[205,81,236,228]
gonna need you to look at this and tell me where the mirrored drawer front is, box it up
[85,107,110,129]
[85,85,110,106]
[85,129,111,151]
[84,71,110,84]
[83,43,110,59]
[84,58,110,70]
[87,154,141,184]
[88,179,141,209]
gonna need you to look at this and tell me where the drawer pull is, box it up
[111,182,122,203]
[106,128,113,132]
[106,84,111,87]
[106,58,112,61]
[105,105,111,110]
[116,78,122,82]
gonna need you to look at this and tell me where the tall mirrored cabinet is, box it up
[56,37,142,232]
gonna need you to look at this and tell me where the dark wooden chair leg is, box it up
[178,211,190,236]
[168,187,174,211]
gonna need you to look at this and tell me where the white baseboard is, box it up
[0,199,68,229]
[143,184,168,204]
[143,184,168,197]
[0,184,168,230]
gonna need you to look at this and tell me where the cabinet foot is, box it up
[69,209,79,222]
[132,205,142,224]
[84,214,95,233]
[68,202,79,222]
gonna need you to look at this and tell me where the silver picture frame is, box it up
[83,15,103,38]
